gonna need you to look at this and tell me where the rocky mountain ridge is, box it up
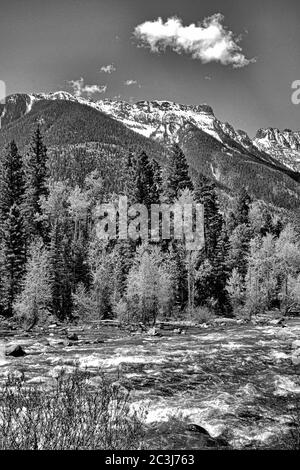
[1,91,299,172]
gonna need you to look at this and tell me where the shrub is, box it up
[184,306,214,324]
[0,368,146,450]
[72,282,97,321]
[113,299,129,324]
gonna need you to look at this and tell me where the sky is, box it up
[0,0,299,136]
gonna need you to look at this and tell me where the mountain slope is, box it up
[254,128,300,172]
[0,92,300,210]
[179,124,300,210]
[0,97,165,160]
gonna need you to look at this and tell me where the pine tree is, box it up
[151,159,163,199]
[123,152,136,202]
[23,125,49,242]
[0,141,26,316]
[0,141,24,226]
[227,223,252,279]
[135,151,159,206]
[123,151,159,207]
[194,174,222,259]
[163,144,193,202]
[43,181,74,320]
[212,224,231,312]
[49,220,73,320]
[235,189,251,226]
[193,174,230,312]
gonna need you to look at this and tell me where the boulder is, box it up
[173,328,182,334]
[186,424,230,448]
[292,349,300,366]
[269,318,286,326]
[147,327,160,336]
[5,345,26,357]
[67,333,79,341]
[186,424,210,436]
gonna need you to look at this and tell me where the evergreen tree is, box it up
[49,220,73,320]
[227,223,252,279]
[123,152,136,202]
[151,159,163,199]
[163,144,193,202]
[194,174,222,259]
[43,181,75,320]
[235,188,251,226]
[123,151,159,206]
[193,174,230,312]
[0,141,26,316]
[23,125,49,242]
[135,151,159,207]
[0,141,24,226]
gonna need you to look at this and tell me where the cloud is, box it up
[68,77,107,98]
[100,64,116,74]
[133,14,255,68]
[124,79,138,86]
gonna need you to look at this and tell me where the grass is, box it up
[0,368,146,450]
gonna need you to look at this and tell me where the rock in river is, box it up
[67,333,79,341]
[5,344,26,357]
[291,349,300,366]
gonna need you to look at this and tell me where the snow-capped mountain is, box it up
[0,92,77,128]
[1,91,300,211]
[94,99,258,151]
[0,91,255,146]
[254,128,300,172]
[92,99,300,171]
[1,91,300,172]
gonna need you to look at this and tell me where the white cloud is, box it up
[124,79,138,86]
[68,77,107,98]
[100,64,116,74]
[133,14,255,68]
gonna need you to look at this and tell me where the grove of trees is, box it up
[0,128,300,326]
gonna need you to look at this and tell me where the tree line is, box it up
[0,126,299,327]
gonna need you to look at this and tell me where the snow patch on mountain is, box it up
[254,128,300,171]
[1,91,300,172]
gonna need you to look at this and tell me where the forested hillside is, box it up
[0,122,299,326]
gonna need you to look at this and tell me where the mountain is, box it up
[0,93,165,158]
[254,128,300,172]
[93,98,300,209]
[0,92,300,210]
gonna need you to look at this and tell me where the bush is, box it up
[0,368,146,450]
[113,299,129,324]
[72,282,97,321]
[184,306,214,324]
